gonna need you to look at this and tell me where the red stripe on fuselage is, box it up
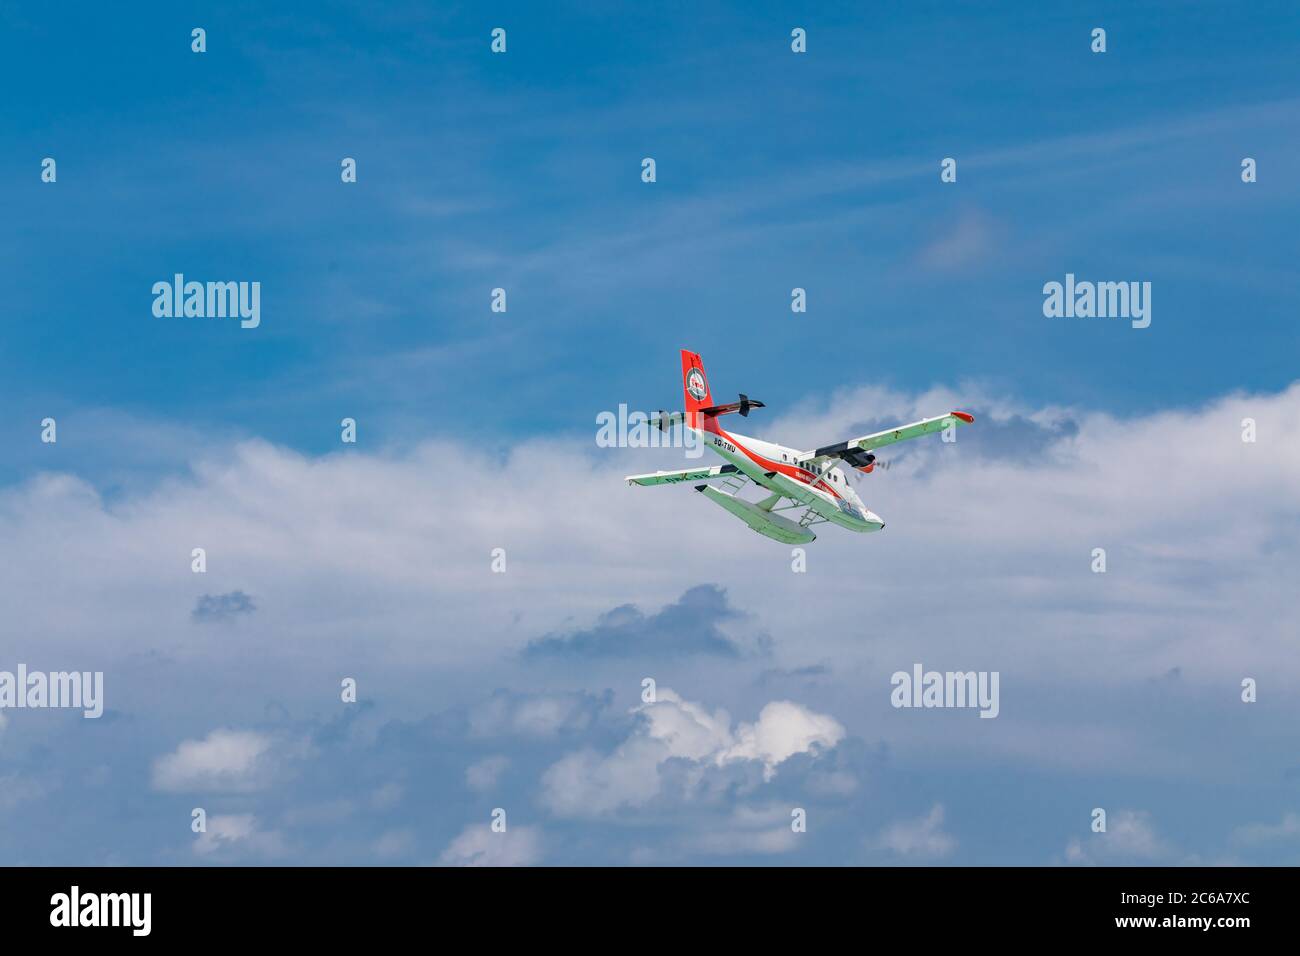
[701,416,843,501]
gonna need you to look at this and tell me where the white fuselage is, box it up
[694,420,885,532]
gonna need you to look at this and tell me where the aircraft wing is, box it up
[625,464,741,486]
[810,411,975,464]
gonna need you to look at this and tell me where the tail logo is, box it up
[686,368,707,400]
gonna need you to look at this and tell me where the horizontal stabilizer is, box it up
[698,393,765,418]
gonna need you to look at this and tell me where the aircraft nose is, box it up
[864,510,885,530]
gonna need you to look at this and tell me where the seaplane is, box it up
[624,349,975,544]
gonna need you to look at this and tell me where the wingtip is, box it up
[951,411,975,424]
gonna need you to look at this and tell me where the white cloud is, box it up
[876,804,956,859]
[1063,810,1173,865]
[720,700,846,779]
[540,689,843,817]
[539,742,663,819]
[193,813,286,859]
[151,729,276,793]
[468,692,603,739]
[2,381,1297,779]
[438,824,542,867]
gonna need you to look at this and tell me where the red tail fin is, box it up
[680,349,712,421]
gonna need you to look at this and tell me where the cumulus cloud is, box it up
[721,700,847,777]
[876,804,957,859]
[2,379,1299,863]
[438,824,542,867]
[539,689,844,817]
[151,729,277,793]
[193,813,287,859]
[1064,810,1174,865]
[4,382,1297,709]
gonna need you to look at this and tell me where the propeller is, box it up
[851,458,890,483]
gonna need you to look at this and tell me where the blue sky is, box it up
[1,1,1299,865]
